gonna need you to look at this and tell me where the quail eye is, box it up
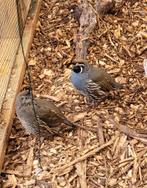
[73,64,85,73]
[73,65,81,73]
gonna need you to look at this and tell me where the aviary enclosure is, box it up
[0,0,147,187]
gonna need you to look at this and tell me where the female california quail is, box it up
[70,61,122,101]
[16,90,75,139]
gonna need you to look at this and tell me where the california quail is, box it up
[16,90,75,139]
[70,61,123,101]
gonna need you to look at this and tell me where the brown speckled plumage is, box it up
[16,90,75,139]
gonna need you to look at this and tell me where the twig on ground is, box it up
[96,117,105,145]
[53,137,115,174]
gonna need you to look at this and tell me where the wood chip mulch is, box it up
[2,0,147,187]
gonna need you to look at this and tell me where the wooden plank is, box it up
[0,0,20,110]
[0,0,31,112]
[19,0,31,24]
[0,0,42,172]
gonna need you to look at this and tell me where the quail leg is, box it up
[85,97,99,108]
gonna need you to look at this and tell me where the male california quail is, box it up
[16,90,75,139]
[70,61,123,101]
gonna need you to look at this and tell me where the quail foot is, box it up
[70,61,123,102]
[16,90,76,139]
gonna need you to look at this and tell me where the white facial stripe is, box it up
[80,66,83,73]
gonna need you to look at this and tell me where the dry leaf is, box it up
[108,178,117,186]
[3,175,17,188]
[115,76,126,84]
[73,112,87,122]
[114,25,121,39]
[43,69,54,77]
[132,21,139,27]
[28,59,37,66]
[65,40,71,48]
[98,60,106,65]
[143,59,147,77]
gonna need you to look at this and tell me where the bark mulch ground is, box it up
[2,0,147,187]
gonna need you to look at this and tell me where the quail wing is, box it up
[34,98,66,127]
[89,67,120,91]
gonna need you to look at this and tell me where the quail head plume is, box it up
[16,90,75,139]
[70,60,123,101]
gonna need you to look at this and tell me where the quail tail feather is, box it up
[63,118,76,127]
